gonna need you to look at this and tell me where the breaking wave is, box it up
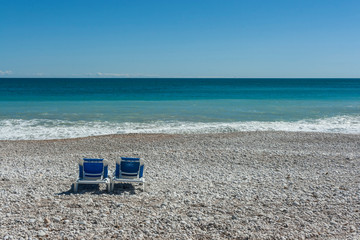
[0,115,359,140]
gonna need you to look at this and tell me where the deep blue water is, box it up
[1,78,359,101]
[0,78,359,139]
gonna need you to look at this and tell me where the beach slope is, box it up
[0,132,359,239]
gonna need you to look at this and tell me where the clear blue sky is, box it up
[1,0,360,78]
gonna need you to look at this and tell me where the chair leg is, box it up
[74,183,78,193]
[107,182,111,192]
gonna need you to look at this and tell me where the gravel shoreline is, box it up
[1,131,360,239]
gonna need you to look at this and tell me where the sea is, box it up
[0,78,359,140]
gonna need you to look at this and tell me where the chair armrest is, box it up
[78,164,84,179]
[139,165,145,178]
[103,165,108,178]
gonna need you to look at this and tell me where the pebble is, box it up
[38,230,46,237]
[52,216,61,223]
[0,132,359,239]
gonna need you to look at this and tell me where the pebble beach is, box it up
[1,131,359,239]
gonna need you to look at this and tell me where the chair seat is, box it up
[74,158,110,192]
[111,157,145,191]
[112,177,145,183]
[76,178,110,184]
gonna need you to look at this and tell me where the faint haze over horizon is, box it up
[1,0,360,78]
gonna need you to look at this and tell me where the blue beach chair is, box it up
[111,157,145,191]
[74,158,111,192]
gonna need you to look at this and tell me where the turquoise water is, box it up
[0,78,359,139]
[1,78,359,101]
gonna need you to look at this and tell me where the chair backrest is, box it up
[79,158,108,180]
[115,157,144,179]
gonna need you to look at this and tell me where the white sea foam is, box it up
[0,116,359,140]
